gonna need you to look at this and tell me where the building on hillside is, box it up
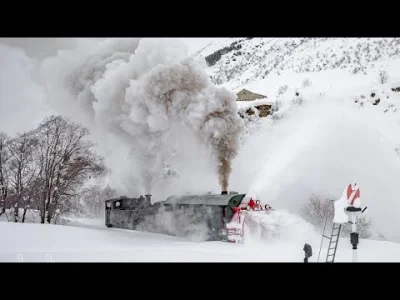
[236,89,272,118]
[236,89,267,101]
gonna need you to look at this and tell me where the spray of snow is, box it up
[234,91,400,242]
[40,38,244,195]
[243,210,320,246]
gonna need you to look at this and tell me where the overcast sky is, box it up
[178,38,218,54]
[0,38,219,59]
[0,38,221,135]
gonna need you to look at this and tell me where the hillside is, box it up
[194,38,400,90]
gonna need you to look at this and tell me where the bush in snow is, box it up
[302,78,312,88]
[301,194,334,228]
[291,95,305,106]
[276,84,289,96]
[271,99,283,115]
[300,194,371,238]
[378,69,389,84]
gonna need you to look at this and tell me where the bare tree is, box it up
[6,132,39,222]
[34,115,107,224]
[0,132,10,217]
[276,84,288,97]
[301,194,371,238]
[81,184,118,218]
[301,194,334,228]
[302,78,312,88]
[378,69,388,84]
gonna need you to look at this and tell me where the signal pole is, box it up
[346,207,360,262]
[346,205,367,263]
[331,183,369,263]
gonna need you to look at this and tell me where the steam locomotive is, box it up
[104,191,252,242]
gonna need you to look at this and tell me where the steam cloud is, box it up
[41,38,244,194]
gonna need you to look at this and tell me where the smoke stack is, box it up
[221,191,228,195]
[145,194,152,203]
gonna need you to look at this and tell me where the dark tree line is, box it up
[0,115,109,224]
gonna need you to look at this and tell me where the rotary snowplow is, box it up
[105,191,273,243]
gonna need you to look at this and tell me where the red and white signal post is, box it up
[333,183,367,262]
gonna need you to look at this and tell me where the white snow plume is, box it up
[243,210,319,245]
[237,96,400,242]
[41,38,244,195]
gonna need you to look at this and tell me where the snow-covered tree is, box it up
[80,184,117,218]
[0,132,10,217]
[301,194,371,238]
[33,115,107,224]
[378,69,389,84]
[6,132,39,222]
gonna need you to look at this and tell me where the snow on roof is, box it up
[391,81,400,88]
[236,98,275,110]
[237,89,266,100]
[163,193,244,206]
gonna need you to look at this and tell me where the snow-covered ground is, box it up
[195,38,400,90]
[1,212,400,262]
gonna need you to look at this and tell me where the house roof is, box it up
[163,193,242,206]
[236,89,267,101]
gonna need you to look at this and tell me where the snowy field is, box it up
[2,212,400,262]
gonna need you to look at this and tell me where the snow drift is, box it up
[40,38,244,195]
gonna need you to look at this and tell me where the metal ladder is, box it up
[323,222,342,262]
[317,216,342,263]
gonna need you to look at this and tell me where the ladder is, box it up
[323,222,342,262]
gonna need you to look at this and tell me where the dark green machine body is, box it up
[105,192,246,241]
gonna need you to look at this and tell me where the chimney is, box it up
[221,191,228,195]
[145,194,152,203]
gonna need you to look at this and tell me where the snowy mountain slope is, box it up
[193,38,400,90]
[2,217,400,262]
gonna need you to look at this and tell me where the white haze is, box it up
[0,38,105,61]
[0,44,50,135]
[39,38,244,197]
[0,38,239,199]
[233,96,400,242]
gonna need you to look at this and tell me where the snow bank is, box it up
[236,98,276,111]
[244,209,320,245]
[1,221,400,262]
